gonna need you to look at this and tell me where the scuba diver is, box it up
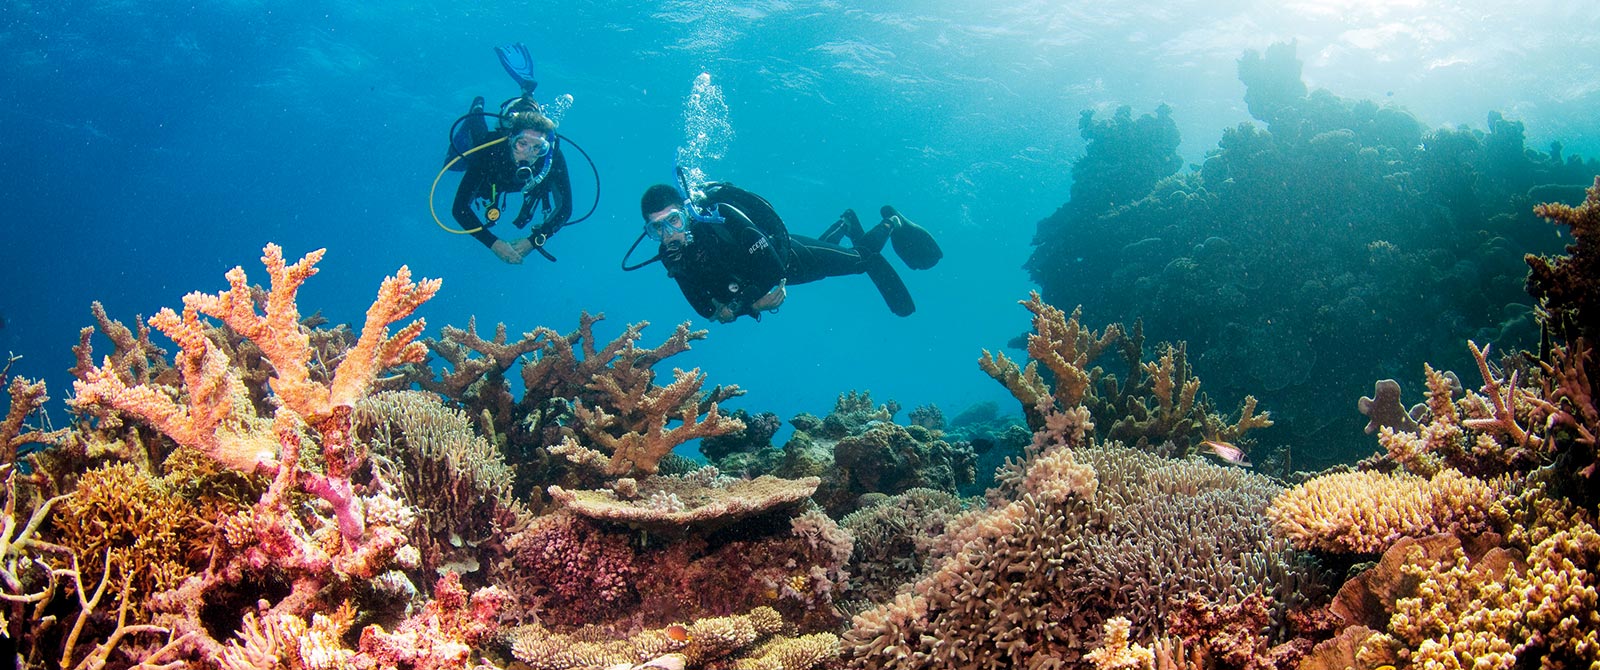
[624,172,943,322]
[435,44,594,264]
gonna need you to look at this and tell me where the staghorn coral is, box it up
[569,366,746,477]
[980,294,1121,429]
[71,243,438,547]
[412,316,553,399]
[1267,468,1504,554]
[52,245,436,662]
[2,366,71,467]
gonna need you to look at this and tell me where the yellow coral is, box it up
[51,463,205,602]
[1086,617,1155,670]
[734,633,841,670]
[1267,469,1502,554]
[1373,491,1599,670]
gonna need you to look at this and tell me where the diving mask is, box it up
[512,130,551,164]
[645,207,691,242]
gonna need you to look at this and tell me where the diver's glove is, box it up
[491,239,524,264]
[750,279,787,313]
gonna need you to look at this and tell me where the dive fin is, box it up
[864,254,915,316]
[882,205,942,270]
[496,43,539,93]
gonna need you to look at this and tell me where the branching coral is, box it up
[1267,468,1504,554]
[980,293,1120,429]
[566,366,746,477]
[48,462,207,604]
[355,390,524,584]
[981,294,1271,459]
[2,365,72,467]
[1527,175,1600,344]
[1339,499,1600,670]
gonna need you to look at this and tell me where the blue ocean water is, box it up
[2,0,1597,441]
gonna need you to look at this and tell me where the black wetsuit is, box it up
[661,185,910,319]
[451,116,573,250]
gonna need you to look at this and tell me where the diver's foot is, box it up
[820,209,863,245]
[880,205,909,229]
[470,96,485,114]
[881,205,943,270]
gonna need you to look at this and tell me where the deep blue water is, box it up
[3,1,1598,439]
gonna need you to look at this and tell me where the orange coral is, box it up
[71,244,438,474]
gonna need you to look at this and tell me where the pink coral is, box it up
[355,573,505,669]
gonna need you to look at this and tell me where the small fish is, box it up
[664,624,690,642]
[1199,439,1252,467]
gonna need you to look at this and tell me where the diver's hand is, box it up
[711,301,739,323]
[751,279,787,312]
[491,239,523,264]
[510,238,535,257]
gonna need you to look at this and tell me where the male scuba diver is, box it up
[441,44,574,264]
[625,173,943,322]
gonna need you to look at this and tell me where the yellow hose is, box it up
[429,136,508,234]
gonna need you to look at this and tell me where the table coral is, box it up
[548,474,819,535]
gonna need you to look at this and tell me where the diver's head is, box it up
[642,183,692,258]
[510,128,552,166]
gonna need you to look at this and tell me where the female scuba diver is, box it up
[431,43,599,264]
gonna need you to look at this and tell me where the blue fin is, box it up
[496,43,538,93]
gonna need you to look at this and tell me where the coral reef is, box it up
[5,143,1597,670]
[1264,174,1600,669]
[1026,41,1598,468]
